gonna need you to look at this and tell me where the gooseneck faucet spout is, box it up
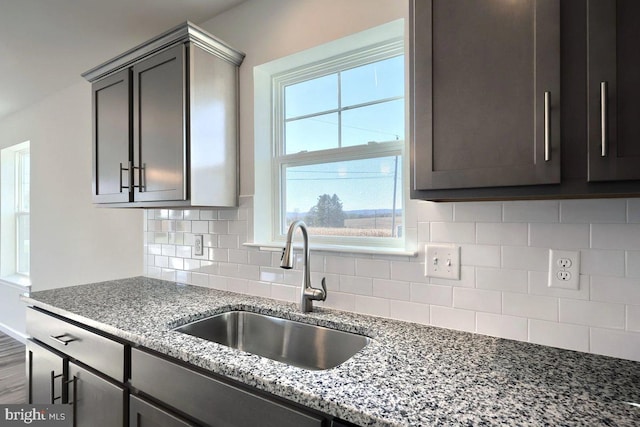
[280,220,327,312]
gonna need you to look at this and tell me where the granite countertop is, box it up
[22,277,640,426]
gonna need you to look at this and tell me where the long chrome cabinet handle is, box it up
[49,334,76,346]
[50,370,63,404]
[544,91,551,162]
[601,81,608,157]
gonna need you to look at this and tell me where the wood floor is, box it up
[0,331,26,404]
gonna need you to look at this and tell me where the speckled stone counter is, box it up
[22,277,640,426]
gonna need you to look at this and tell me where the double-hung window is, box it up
[267,31,405,250]
[1,140,30,280]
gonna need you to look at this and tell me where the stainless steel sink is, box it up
[174,311,370,370]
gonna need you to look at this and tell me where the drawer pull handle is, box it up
[49,334,77,346]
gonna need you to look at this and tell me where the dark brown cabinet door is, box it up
[133,43,187,202]
[411,0,561,191]
[587,0,640,182]
[92,69,131,203]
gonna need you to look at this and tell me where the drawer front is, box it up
[26,308,125,382]
[131,348,324,427]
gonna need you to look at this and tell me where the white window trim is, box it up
[0,141,31,285]
[253,19,413,254]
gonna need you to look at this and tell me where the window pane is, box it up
[18,150,30,212]
[285,113,338,154]
[17,214,29,275]
[341,56,404,107]
[284,156,403,238]
[342,99,404,147]
[285,74,338,119]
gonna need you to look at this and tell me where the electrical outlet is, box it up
[194,234,204,256]
[425,244,460,280]
[548,249,580,290]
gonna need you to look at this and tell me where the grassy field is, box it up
[306,216,403,237]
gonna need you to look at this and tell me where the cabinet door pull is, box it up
[66,376,78,427]
[49,334,77,346]
[120,161,132,193]
[50,370,63,404]
[132,163,146,192]
[601,81,608,157]
[544,91,551,162]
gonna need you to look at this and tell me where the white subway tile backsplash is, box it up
[389,301,430,325]
[372,279,410,301]
[355,259,390,279]
[476,223,528,246]
[502,246,549,272]
[560,199,627,223]
[460,244,501,267]
[476,268,528,293]
[591,276,640,305]
[559,299,625,329]
[592,224,640,250]
[529,320,589,352]
[431,222,476,244]
[453,202,502,222]
[410,283,452,307]
[326,256,355,275]
[503,200,559,223]
[529,223,590,250]
[340,276,373,296]
[627,305,640,332]
[627,199,640,223]
[580,250,625,277]
[453,288,501,314]
[430,306,475,333]
[390,261,426,283]
[476,313,528,341]
[354,295,390,317]
[503,292,557,321]
[590,328,640,361]
[144,201,640,362]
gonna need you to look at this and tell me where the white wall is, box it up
[142,0,640,363]
[0,81,143,338]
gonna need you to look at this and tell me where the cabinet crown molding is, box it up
[81,21,245,83]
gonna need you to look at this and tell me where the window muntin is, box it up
[273,41,404,247]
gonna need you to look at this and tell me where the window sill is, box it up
[0,274,31,292]
[243,242,417,257]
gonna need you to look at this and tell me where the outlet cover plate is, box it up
[548,249,580,290]
[425,244,460,280]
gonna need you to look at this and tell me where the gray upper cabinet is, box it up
[587,0,640,182]
[84,22,244,207]
[411,0,561,192]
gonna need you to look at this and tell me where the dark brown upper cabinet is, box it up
[587,0,640,182]
[84,22,244,208]
[411,0,561,192]
[411,1,640,201]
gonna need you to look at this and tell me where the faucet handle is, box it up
[320,277,327,301]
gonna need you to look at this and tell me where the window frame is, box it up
[270,39,405,248]
[15,147,30,276]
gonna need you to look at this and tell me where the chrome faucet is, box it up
[280,220,327,312]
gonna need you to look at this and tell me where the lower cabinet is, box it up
[27,340,66,404]
[68,362,126,427]
[130,395,196,427]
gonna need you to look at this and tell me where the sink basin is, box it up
[174,311,370,370]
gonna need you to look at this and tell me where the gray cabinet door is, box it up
[68,362,125,427]
[411,0,561,191]
[27,340,66,404]
[587,0,640,181]
[92,69,131,203]
[133,43,186,202]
